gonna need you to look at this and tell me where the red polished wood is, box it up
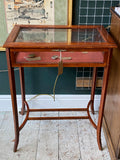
[91,67,97,114]
[97,49,112,150]
[28,116,89,120]
[19,67,25,115]
[4,25,117,152]
[3,25,116,49]
[29,108,87,112]
[6,49,19,152]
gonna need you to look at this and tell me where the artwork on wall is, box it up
[0,0,72,49]
[4,0,54,33]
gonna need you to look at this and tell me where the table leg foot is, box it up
[97,132,102,150]
[13,135,19,152]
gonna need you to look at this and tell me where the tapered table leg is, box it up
[6,49,19,152]
[91,67,97,114]
[97,50,112,150]
[19,67,25,115]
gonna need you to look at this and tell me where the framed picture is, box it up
[0,0,72,50]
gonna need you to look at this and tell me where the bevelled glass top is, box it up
[15,28,105,43]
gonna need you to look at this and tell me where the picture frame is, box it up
[0,0,72,50]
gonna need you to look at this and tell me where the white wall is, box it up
[0,94,101,112]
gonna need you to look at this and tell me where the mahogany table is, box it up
[3,25,117,152]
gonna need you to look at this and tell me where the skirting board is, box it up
[0,94,101,112]
[103,117,117,160]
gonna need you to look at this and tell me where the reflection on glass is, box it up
[15,28,105,43]
[72,28,104,42]
[16,28,68,43]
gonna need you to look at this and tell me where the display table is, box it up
[3,25,117,152]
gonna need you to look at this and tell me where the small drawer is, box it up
[14,51,104,66]
[15,52,60,64]
[61,51,104,63]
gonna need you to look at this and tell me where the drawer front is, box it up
[12,51,105,67]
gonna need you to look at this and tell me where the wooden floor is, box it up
[0,111,111,160]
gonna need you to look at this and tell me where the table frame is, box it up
[4,25,117,152]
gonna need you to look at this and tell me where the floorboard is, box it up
[36,112,58,160]
[0,112,22,160]
[0,111,111,160]
[58,112,81,160]
[0,112,5,128]
[77,111,110,160]
[93,112,111,160]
